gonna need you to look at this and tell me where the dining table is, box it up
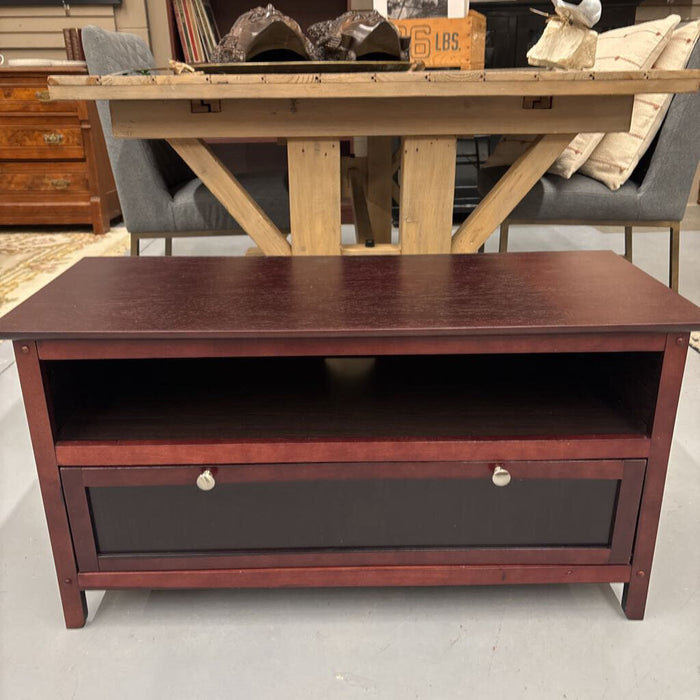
[48,67,700,256]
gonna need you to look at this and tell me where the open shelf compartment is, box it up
[46,352,662,446]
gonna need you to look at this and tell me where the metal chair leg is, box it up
[165,237,173,256]
[499,222,510,253]
[669,223,680,292]
[130,235,140,256]
[624,225,633,262]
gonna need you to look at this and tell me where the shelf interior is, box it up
[46,352,661,444]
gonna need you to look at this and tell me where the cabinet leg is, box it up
[59,583,88,629]
[621,576,648,620]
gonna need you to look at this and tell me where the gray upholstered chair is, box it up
[478,40,700,291]
[82,26,290,255]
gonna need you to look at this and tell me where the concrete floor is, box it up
[0,222,698,699]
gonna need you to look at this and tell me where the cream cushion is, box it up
[579,20,700,190]
[484,15,681,174]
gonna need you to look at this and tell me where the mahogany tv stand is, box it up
[1,251,699,628]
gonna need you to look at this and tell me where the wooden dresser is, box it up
[0,67,120,233]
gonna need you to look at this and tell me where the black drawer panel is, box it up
[88,477,618,555]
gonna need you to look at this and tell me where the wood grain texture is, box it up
[54,437,651,467]
[47,69,700,100]
[35,333,667,361]
[348,167,373,245]
[107,95,633,139]
[452,134,575,252]
[608,460,646,565]
[78,565,632,590]
[74,460,627,486]
[400,137,457,254]
[12,342,87,628]
[167,138,291,256]
[0,68,120,233]
[2,253,699,340]
[623,333,690,619]
[287,139,341,255]
[365,136,393,244]
[96,548,611,572]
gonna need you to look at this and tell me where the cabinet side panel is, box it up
[622,333,690,619]
[13,341,87,628]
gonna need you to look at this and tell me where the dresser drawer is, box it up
[62,460,645,572]
[0,85,79,114]
[0,122,84,160]
[0,162,90,194]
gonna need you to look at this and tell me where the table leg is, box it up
[168,138,291,257]
[451,134,575,253]
[399,136,457,255]
[366,136,394,245]
[288,139,342,256]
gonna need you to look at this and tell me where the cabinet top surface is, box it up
[1,252,699,340]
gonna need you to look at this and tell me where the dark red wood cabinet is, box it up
[1,252,699,628]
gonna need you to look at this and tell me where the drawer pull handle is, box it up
[43,132,64,145]
[196,469,216,491]
[492,465,511,487]
[50,178,71,189]
[35,90,51,101]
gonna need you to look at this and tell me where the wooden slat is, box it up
[342,243,401,255]
[98,548,612,571]
[348,167,374,245]
[46,69,700,102]
[2,33,67,49]
[35,333,666,361]
[55,436,652,467]
[400,136,457,254]
[78,565,633,590]
[366,136,393,244]
[9,17,115,32]
[167,137,291,257]
[0,6,114,16]
[108,95,633,139]
[452,134,575,253]
[287,139,341,255]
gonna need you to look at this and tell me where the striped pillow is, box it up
[549,14,681,178]
[484,16,681,174]
[579,20,700,190]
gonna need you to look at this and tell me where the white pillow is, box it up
[484,16,682,175]
[549,14,681,178]
[579,19,700,190]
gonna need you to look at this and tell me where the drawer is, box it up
[0,123,84,160]
[0,162,90,194]
[0,85,79,114]
[62,460,645,572]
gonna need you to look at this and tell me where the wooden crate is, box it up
[391,11,486,70]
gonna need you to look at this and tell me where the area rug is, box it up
[0,229,129,318]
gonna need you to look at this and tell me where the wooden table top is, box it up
[1,252,699,340]
[47,68,700,101]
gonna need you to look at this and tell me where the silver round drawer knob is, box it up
[196,469,216,491]
[492,465,511,487]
